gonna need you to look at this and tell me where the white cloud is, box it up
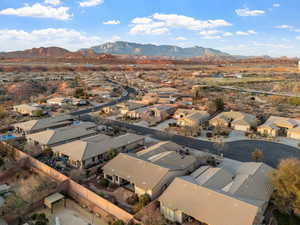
[132,17,153,24]
[152,13,232,30]
[44,0,61,5]
[235,8,265,16]
[275,25,300,33]
[296,36,300,40]
[223,32,233,37]
[130,13,231,35]
[79,0,104,7]
[103,20,120,25]
[199,30,220,36]
[0,3,71,20]
[0,28,102,51]
[175,37,187,41]
[199,30,233,39]
[273,3,280,8]
[275,25,294,29]
[129,22,169,35]
[236,30,257,35]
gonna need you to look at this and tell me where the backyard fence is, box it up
[0,141,134,223]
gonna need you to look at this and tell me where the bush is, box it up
[31,213,49,225]
[98,178,109,188]
[32,110,44,117]
[111,220,125,225]
[139,194,151,205]
[126,194,139,205]
[288,97,300,106]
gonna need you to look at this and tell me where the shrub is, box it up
[288,97,300,106]
[32,110,44,117]
[139,194,151,206]
[126,194,139,205]
[98,178,109,188]
[111,220,125,225]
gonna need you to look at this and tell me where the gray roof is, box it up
[26,125,97,146]
[103,141,197,190]
[14,114,73,132]
[53,133,145,161]
[159,162,274,225]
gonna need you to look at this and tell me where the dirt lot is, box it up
[33,199,107,225]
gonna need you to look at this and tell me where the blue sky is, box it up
[0,0,300,56]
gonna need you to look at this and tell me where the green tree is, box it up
[74,88,85,98]
[208,98,224,114]
[112,220,125,225]
[74,75,81,87]
[106,148,118,161]
[252,148,263,162]
[32,110,44,117]
[288,97,300,106]
[270,158,300,217]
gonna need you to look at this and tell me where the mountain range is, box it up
[80,41,230,59]
[0,41,230,59]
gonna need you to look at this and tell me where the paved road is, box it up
[219,86,300,98]
[71,86,136,116]
[71,81,300,168]
[99,119,300,168]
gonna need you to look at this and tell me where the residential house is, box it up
[141,93,159,105]
[159,159,273,225]
[126,107,150,119]
[13,104,43,116]
[47,97,70,106]
[13,114,74,135]
[175,109,210,128]
[210,111,258,132]
[53,133,145,169]
[117,101,146,115]
[257,116,300,140]
[144,104,177,123]
[103,141,200,199]
[26,125,97,149]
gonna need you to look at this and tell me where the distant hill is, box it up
[81,41,231,59]
[0,47,71,58]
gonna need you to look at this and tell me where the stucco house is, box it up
[103,141,200,199]
[159,159,274,225]
[209,111,258,132]
[13,114,74,135]
[257,116,300,140]
[117,101,146,115]
[175,109,210,128]
[52,133,145,169]
[26,125,97,149]
[13,104,43,116]
[144,104,177,123]
[47,97,70,106]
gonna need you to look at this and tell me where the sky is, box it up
[0,0,300,57]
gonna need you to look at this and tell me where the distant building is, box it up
[13,104,43,116]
